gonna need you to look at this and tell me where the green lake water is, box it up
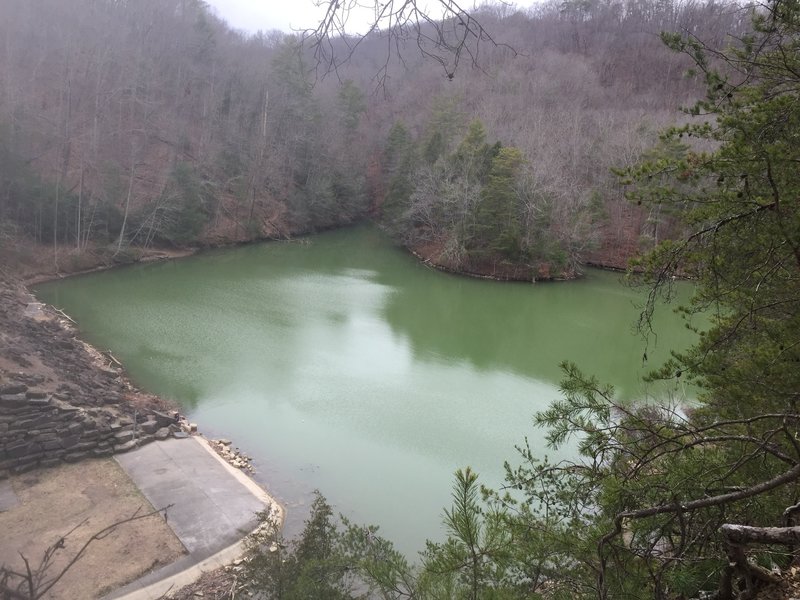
[34,226,700,556]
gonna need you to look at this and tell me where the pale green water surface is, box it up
[34,226,699,555]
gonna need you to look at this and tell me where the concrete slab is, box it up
[0,480,19,512]
[106,436,283,600]
[114,437,265,555]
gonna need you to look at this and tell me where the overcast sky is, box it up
[204,0,329,34]
[203,1,506,35]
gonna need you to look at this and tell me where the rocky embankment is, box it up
[0,272,196,479]
[0,382,183,474]
[0,265,264,480]
[209,438,255,472]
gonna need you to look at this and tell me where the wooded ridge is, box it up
[0,0,747,278]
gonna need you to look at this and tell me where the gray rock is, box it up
[154,427,170,441]
[12,461,38,474]
[73,441,98,452]
[173,431,189,439]
[61,435,80,448]
[114,430,134,444]
[6,441,31,459]
[66,422,83,436]
[0,384,27,395]
[114,440,137,453]
[152,411,176,428]
[64,452,89,463]
[13,418,36,430]
[27,397,51,407]
[140,420,159,435]
[0,394,27,407]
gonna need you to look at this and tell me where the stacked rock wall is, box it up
[0,382,179,479]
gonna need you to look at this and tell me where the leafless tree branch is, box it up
[304,0,517,85]
[0,504,173,600]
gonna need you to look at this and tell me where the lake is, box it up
[34,226,700,556]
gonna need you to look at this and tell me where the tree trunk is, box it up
[115,144,136,257]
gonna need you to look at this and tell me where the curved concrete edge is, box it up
[194,436,285,522]
[111,538,248,600]
[108,436,285,600]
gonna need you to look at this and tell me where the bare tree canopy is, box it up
[306,0,516,82]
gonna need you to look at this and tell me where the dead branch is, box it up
[104,350,123,367]
[597,462,800,600]
[305,0,516,85]
[718,523,800,600]
[52,307,76,324]
[0,504,173,600]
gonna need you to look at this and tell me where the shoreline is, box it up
[407,246,581,282]
[0,246,287,598]
[22,248,199,287]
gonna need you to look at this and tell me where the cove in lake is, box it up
[34,226,700,556]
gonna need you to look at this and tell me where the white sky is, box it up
[203,1,509,35]
[204,0,330,34]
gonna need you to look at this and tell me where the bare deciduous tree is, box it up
[306,0,516,86]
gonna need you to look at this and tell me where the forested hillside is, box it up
[0,0,748,277]
[0,0,370,270]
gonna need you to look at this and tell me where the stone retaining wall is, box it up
[0,383,181,479]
